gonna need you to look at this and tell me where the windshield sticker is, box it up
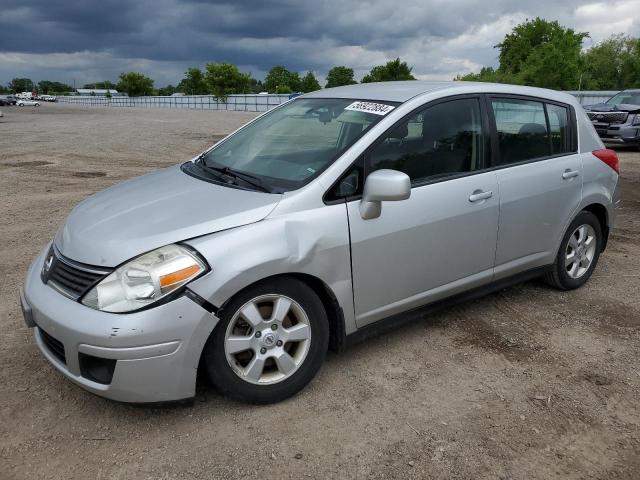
[345,101,395,116]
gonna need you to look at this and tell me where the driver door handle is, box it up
[469,190,493,202]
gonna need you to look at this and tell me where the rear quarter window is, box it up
[546,103,572,154]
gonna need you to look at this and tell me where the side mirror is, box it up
[359,169,411,220]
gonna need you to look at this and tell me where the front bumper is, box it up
[592,122,640,146]
[22,245,219,403]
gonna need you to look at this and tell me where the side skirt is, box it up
[343,265,550,349]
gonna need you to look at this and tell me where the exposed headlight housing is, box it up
[82,244,207,313]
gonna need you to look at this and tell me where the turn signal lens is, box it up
[160,264,202,288]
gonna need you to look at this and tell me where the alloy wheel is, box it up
[565,224,597,279]
[224,294,312,385]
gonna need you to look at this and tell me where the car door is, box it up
[488,97,582,279]
[344,96,500,327]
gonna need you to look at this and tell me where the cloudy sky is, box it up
[1,0,638,88]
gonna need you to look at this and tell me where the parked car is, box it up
[17,100,40,107]
[39,95,57,102]
[583,89,640,149]
[21,81,620,404]
[0,94,16,106]
[0,109,3,118]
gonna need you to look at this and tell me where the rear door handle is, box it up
[469,190,493,202]
[562,169,579,180]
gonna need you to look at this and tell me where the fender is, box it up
[184,202,357,335]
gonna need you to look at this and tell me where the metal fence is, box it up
[566,91,617,106]
[57,94,293,112]
[57,91,617,112]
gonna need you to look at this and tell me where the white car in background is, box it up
[17,100,40,107]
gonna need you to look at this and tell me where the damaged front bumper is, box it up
[21,246,219,403]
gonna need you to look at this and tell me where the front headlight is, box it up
[632,114,640,126]
[82,244,207,313]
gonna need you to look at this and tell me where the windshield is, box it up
[606,92,640,106]
[198,98,398,192]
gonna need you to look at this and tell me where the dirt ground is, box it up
[1,103,638,480]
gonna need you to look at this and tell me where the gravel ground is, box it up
[1,103,639,480]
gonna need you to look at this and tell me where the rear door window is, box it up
[491,99,549,165]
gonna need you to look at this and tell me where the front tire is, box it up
[203,277,329,404]
[544,211,602,290]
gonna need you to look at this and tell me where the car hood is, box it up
[54,164,281,267]
[584,102,640,113]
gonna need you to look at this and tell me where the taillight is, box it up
[592,149,619,174]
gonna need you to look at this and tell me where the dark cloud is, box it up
[0,0,638,86]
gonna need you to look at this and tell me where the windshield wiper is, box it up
[195,158,273,193]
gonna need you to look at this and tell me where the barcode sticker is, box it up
[345,101,395,116]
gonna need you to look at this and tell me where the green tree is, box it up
[37,80,73,94]
[457,18,588,90]
[116,72,154,96]
[250,78,265,93]
[498,19,587,77]
[361,58,416,83]
[8,78,34,93]
[299,71,321,92]
[325,66,357,88]
[177,67,208,95]
[455,67,506,82]
[581,35,640,90]
[83,81,117,90]
[0,84,8,94]
[499,18,587,89]
[264,65,301,93]
[204,62,252,101]
[157,84,178,96]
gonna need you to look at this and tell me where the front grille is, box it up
[39,328,66,364]
[586,111,628,124]
[42,247,111,301]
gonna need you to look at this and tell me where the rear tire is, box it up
[544,211,602,290]
[203,277,329,404]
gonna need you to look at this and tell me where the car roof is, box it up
[304,81,456,102]
[303,80,578,105]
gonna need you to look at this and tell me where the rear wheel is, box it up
[203,277,329,404]
[544,211,602,290]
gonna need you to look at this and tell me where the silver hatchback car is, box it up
[21,82,621,404]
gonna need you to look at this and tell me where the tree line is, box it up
[1,19,638,98]
[0,59,414,98]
